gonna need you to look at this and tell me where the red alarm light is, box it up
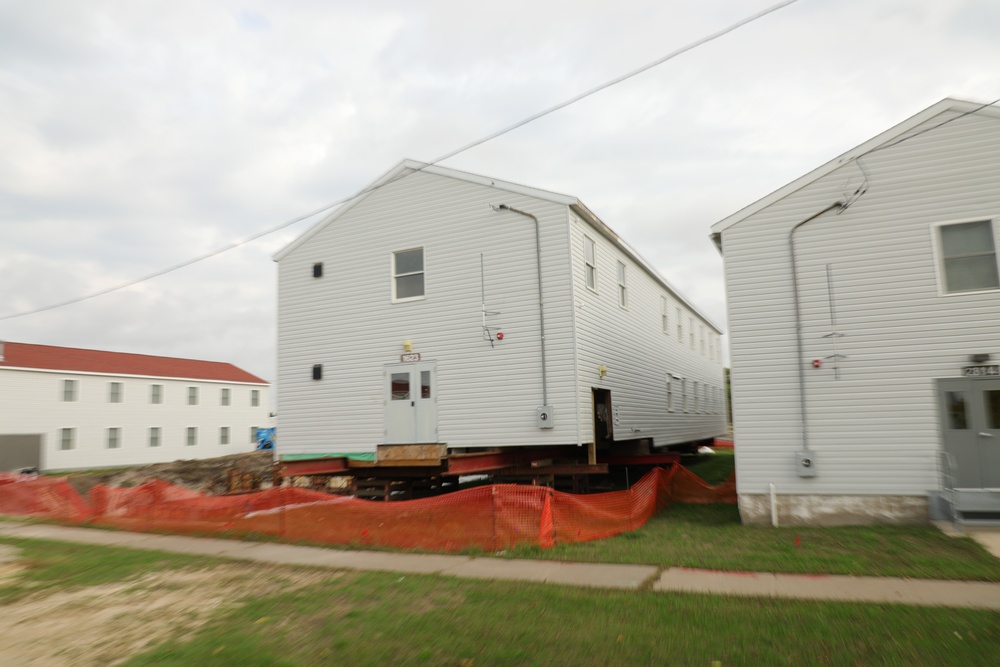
[811,359,822,368]
[496,332,504,340]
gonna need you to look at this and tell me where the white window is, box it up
[392,247,425,301]
[150,384,163,404]
[676,308,683,340]
[220,426,230,445]
[666,374,674,412]
[689,318,695,349]
[694,381,700,413]
[584,236,597,291]
[62,379,78,402]
[109,382,123,403]
[149,427,161,448]
[221,388,230,406]
[187,386,198,405]
[616,262,628,308]
[937,220,999,293]
[186,427,198,446]
[700,327,706,356]
[107,427,121,449]
[661,297,669,334]
[60,427,75,451]
[251,389,260,407]
[250,426,258,443]
[681,378,688,413]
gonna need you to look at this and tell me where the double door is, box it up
[938,378,1000,489]
[385,362,437,444]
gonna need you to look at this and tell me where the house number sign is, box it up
[400,352,421,363]
[963,365,999,376]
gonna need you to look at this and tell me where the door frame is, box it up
[937,376,1000,491]
[384,361,438,445]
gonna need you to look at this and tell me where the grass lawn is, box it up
[2,537,997,667]
[504,502,1000,580]
[127,572,1000,667]
[501,451,1000,580]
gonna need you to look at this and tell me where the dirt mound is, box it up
[64,450,274,497]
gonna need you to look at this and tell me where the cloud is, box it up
[1,0,999,378]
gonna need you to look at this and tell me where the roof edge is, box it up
[710,98,1000,236]
[273,159,578,262]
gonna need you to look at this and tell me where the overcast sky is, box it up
[2,0,998,383]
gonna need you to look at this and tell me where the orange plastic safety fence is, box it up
[0,466,736,552]
[0,474,92,522]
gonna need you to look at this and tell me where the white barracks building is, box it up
[0,341,270,471]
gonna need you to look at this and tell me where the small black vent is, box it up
[313,262,323,278]
[312,364,323,380]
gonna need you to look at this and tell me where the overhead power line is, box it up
[1,0,802,322]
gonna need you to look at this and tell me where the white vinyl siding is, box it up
[717,106,1000,498]
[277,167,581,453]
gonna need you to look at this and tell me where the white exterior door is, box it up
[385,362,437,444]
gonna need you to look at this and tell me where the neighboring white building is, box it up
[275,160,726,459]
[711,98,1000,525]
[0,341,271,471]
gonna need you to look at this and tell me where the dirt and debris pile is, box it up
[64,451,274,497]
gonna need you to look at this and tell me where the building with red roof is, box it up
[0,341,270,471]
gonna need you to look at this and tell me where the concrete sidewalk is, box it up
[0,521,998,609]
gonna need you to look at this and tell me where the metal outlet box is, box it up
[536,406,554,429]
[796,449,817,477]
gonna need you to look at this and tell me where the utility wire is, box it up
[841,96,1000,210]
[1,0,802,322]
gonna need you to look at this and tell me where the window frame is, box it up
[221,387,231,406]
[391,246,426,303]
[220,426,230,445]
[149,427,162,448]
[60,427,76,451]
[62,379,78,402]
[186,426,198,447]
[616,261,628,309]
[932,217,1000,295]
[583,236,598,292]
[251,389,260,407]
[108,381,123,403]
[661,297,669,334]
[150,384,163,404]
[107,427,121,449]
[187,386,199,406]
